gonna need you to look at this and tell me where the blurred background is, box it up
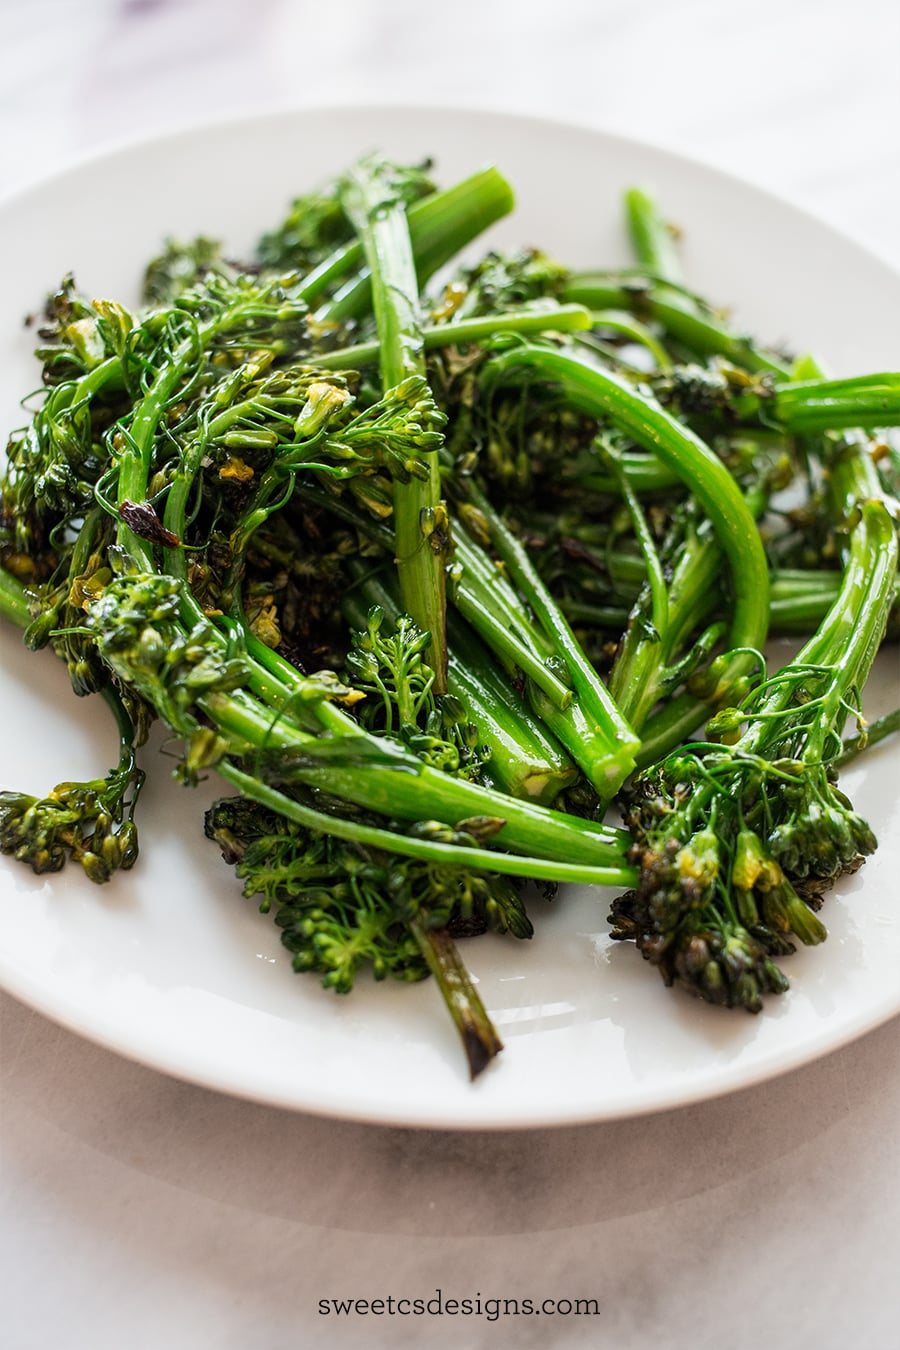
[2,0,898,264]
[1,3,899,1349]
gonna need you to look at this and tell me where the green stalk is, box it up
[564,276,790,377]
[521,680,621,785]
[798,505,897,759]
[625,188,684,284]
[694,439,897,776]
[769,571,842,633]
[295,239,362,306]
[342,568,578,805]
[610,454,669,641]
[560,561,857,638]
[767,374,900,433]
[195,632,631,869]
[407,918,504,1079]
[555,598,631,630]
[450,582,572,710]
[588,310,673,371]
[444,618,579,802]
[116,352,198,566]
[537,540,847,635]
[312,304,592,371]
[838,708,900,766]
[342,159,450,691]
[46,353,124,408]
[451,521,640,792]
[287,479,570,699]
[633,692,713,769]
[783,444,896,682]
[0,566,31,629]
[719,495,896,782]
[321,167,515,324]
[289,479,637,794]
[578,449,682,495]
[455,479,641,795]
[216,760,636,889]
[612,480,769,735]
[485,345,771,663]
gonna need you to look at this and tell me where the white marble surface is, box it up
[1,1,899,1347]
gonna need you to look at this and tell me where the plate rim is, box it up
[2,98,899,281]
[1,101,897,1129]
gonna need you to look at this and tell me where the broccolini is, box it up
[1,154,896,1079]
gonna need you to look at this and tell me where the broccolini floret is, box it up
[205,794,531,1075]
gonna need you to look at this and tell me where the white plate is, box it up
[1,107,898,1128]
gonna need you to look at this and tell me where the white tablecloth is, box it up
[2,3,898,1347]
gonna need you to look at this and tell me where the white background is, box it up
[1,2,899,1347]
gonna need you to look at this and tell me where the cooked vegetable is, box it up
[1,156,896,1077]
[609,435,896,1009]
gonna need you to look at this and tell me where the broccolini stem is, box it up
[313,304,593,371]
[721,439,897,768]
[768,571,842,633]
[294,238,361,306]
[115,349,198,567]
[564,275,790,376]
[0,565,30,629]
[555,599,632,630]
[612,483,769,738]
[485,345,771,663]
[837,708,900,766]
[625,188,684,285]
[342,158,450,691]
[442,617,579,803]
[342,568,578,805]
[607,449,669,641]
[450,582,573,710]
[586,310,673,371]
[321,167,515,324]
[289,477,639,794]
[809,443,893,675]
[216,761,637,887]
[556,557,849,637]
[450,542,630,791]
[201,678,631,869]
[795,505,897,763]
[632,691,715,769]
[407,918,503,1079]
[455,478,641,795]
[765,374,900,433]
[576,449,684,495]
